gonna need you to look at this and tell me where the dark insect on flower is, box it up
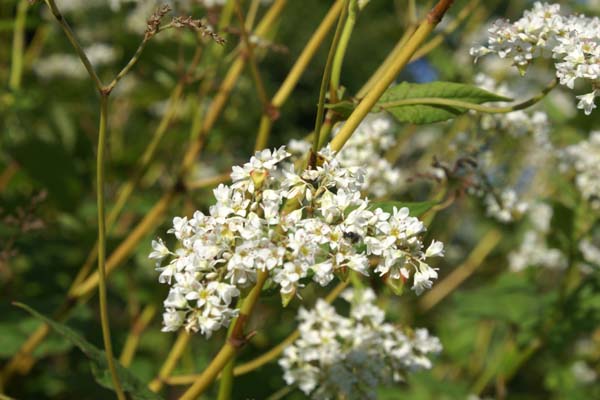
[343,231,361,243]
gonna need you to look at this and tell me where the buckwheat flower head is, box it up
[279,288,442,399]
[151,146,443,337]
[470,2,600,115]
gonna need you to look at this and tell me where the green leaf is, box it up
[368,201,438,217]
[324,100,357,118]
[377,81,512,124]
[14,303,164,400]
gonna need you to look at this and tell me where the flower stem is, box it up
[97,95,126,400]
[329,0,456,153]
[311,0,349,165]
[330,0,358,96]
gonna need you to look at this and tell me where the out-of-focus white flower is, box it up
[508,202,567,272]
[561,131,600,209]
[34,43,117,80]
[571,361,598,384]
[279,288,442,399]
[485,189,529,223]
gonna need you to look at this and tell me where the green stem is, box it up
[311,0,349,164]
[44,0,104,92]
[330,0,358,95]
[105,38,149,94]
[235,0,269,108]
[377,79,558,114]
[329,0,456,153]
[179,271,269,399]
[9,0,28,90]
[97,95,126,400]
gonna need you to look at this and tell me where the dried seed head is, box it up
[171,16,226,45]
[145,4,172,40]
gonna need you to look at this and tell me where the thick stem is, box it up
[97,95,126,400]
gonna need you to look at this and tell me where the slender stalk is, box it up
[377,79,558,114]
[44,0,103,92]
[311,0,349,163]
[233,0,276,151]
[235,0,269,110]
[254,0,344,150]
[105,38,150,94]
[419,229,502,312]
[330,0,358,95]
[9,0,28,90]
[181,0,287,171]
[272,0,344,107]
[148,331,191,392]
[71,190,177,298]
[329,0,456,153]
[97,95,126,400]
[119,305,157,367]
[180,271,269,399]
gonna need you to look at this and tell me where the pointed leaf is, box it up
[14,303,163,400]
[377,81,512,124]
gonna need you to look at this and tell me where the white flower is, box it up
[576,91,598,115]
[425,240,445,258]
[149,238,171,262]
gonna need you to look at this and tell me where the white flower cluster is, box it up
[470,2,600,115]
[508,202,566,272]
[561,131,600,210]
[288,114,405,198]
[151,146,443,336]
[279,288,442,399]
